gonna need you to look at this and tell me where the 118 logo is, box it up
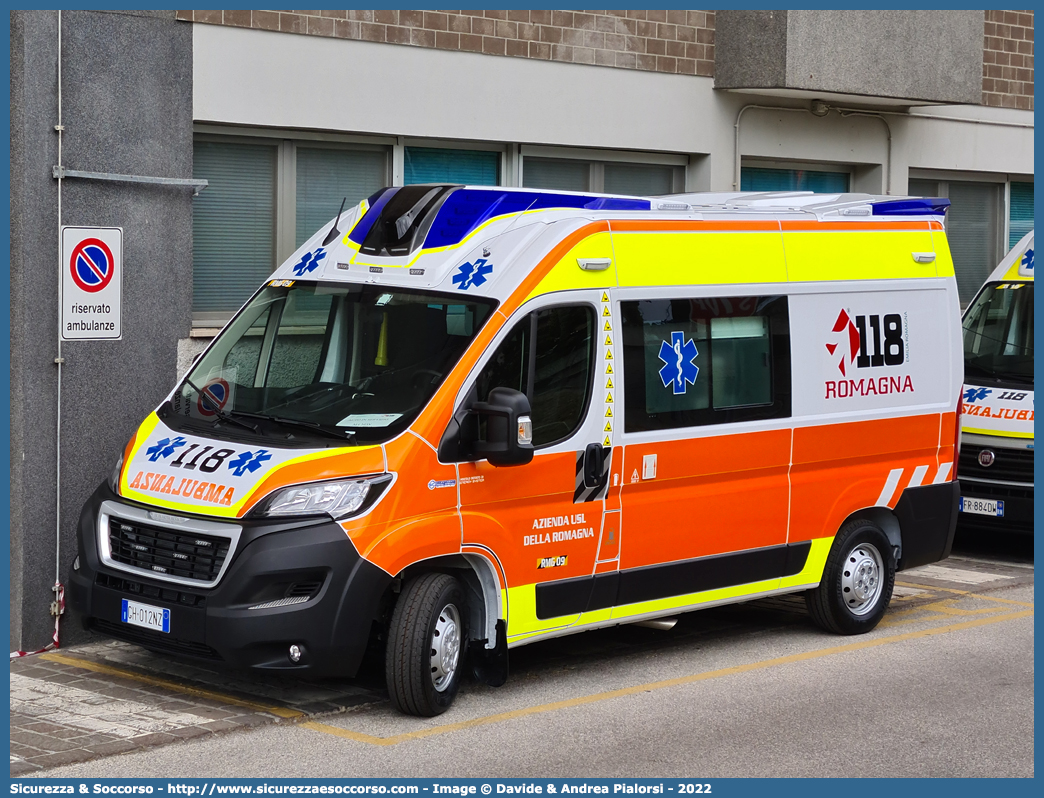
[827,309,905,376]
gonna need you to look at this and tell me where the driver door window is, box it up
[476,305,595,447]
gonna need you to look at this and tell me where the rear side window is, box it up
[475,305,595,447]
[621,295,790,432]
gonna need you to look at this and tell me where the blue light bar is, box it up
[423,189,650,249]
[871,197,951,216]
[348,187,651,252]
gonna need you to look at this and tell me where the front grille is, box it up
[108,518,230,583]
[91,618,222,660]
[958,481,1034,501]
[958,446,1034,485]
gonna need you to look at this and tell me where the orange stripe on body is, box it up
[790,413,942,541]
[609,219,780,233]
[342,433,460,574]
[780,220,940,232]
[239,446,386,516]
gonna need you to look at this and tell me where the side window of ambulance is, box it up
[621,295,791,432]
[475,305,595,447]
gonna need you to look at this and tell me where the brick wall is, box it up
[982,10,1034,109]
[174,9,716,77]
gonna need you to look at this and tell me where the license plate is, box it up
[959,497,1005,517]
[121,599,171,633]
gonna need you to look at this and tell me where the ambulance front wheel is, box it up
[386,572,467,717]
[806,519,895,635]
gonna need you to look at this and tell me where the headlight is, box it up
[108,454,124,493]
[257,474,393,520]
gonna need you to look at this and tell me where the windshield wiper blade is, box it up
[235,411,356,443]
[181,377,261,435]
[992,371,1034,383]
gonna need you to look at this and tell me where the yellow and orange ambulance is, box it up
[70,186,963,716]
[956,230,1033,531]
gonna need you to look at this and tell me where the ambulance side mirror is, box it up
[469,387,535,467]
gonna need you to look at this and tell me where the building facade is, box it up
[8,9,1034,649]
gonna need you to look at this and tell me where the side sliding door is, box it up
[610,291,805,623]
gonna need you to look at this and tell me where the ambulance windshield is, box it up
[163,282,495,445]
[962,281,1034,387]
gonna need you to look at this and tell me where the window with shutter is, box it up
[741,166,849,193]
[404,147,499,186]
[192,141,278,323]
[295,148,387,248]
[1009,181,1034,251]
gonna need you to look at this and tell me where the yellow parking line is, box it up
[877,598,1007,629]
[303,608,1033,747]
[895,580,1035,608]
[38,652,303,719]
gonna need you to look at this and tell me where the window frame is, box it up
[452,301,599,459]
[520,144,687,194]
[399,137,508,189]
[192,128,394,330]
[620,294,792,434]
[739,159,854,193]
[909,171,1016,307]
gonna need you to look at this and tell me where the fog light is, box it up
[288,644,302,663]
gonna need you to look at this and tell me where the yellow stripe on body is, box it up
[608,576,780,623]
[784,230,938,282]
[120,413,377,519]
[961,425,1033,439]
[1002,261,1033,281]
[930,229,956,278]
[604,538,830,624]
[506,538,832,642]
[118,412,161,494]
[505,583,579,644]
[613,231,787,287]
[524,231,617,303]
[780,536,832,589]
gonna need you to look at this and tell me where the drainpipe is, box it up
[733,104,815,191]
[733,102,894,194]
[836,109,892,195]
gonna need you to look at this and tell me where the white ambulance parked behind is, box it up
[957,231,1034,532]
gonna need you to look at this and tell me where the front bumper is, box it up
[68,482,392,676]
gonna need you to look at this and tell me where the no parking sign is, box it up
[61,226,122,340]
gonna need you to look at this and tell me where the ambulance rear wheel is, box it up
[385,572,466,717]
[806,519,895,635]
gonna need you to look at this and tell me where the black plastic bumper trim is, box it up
[894,481,960,571]
[535,540,811,620]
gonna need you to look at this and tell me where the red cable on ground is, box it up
[10,582,64,659]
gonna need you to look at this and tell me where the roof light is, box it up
[871,198,950,216]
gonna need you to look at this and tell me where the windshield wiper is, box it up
[991,370,1034,384]
[181,377,261,435]
[234,411,356,444]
